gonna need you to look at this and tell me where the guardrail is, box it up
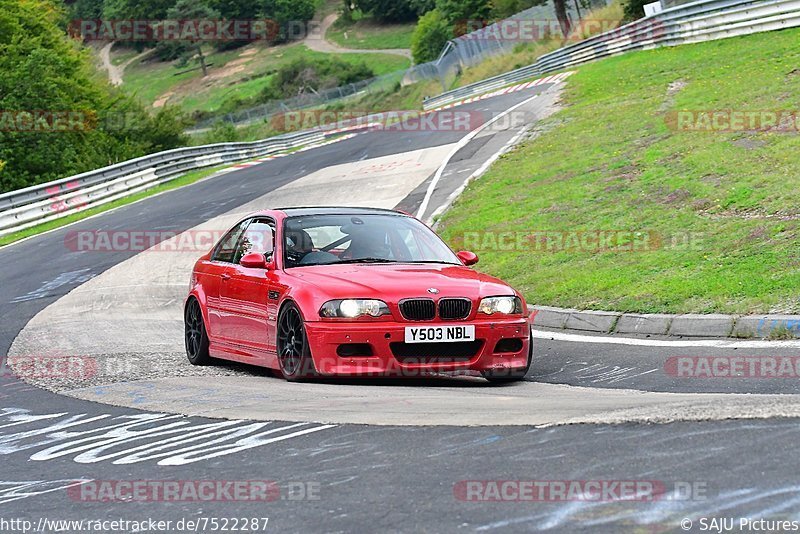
[423,0,800,110]
[0,130,325,237]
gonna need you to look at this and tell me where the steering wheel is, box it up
[285,249,307,266]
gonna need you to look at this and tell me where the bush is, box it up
[435,0,492,27]
[357,0,417,22]
[258,57,375,101]
[0,0,189,193]
[411,9,451,63]
[623,0,649,20]
[198,121,239,144]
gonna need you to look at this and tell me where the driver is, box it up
[345,226,391,259]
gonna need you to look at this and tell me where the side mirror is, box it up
[456,250,479,266]
[240,252,269,269]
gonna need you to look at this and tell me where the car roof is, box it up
[273,207,409,217]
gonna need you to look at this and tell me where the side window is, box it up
[211,220,249,263]
[233,220,275,265]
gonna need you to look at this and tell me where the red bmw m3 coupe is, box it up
[184,207,532,382]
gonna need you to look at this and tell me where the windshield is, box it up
[282,213,461,268]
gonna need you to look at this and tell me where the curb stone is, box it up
[528,305,800,339]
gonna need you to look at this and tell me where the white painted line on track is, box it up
[429,124,530,226]
[415,92,542,220]
[532,329,800,348]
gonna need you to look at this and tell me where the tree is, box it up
[623,0,649,21]
[553,0,571,37]
[259,57,374,101]
[65,0,105,19]
[155,0,220,71]
[356,0,417,22]
[411,8,450,63]
[409,0,436,15]
[0,0,187,193]
[261,0,316,42]
[436,0,492,25]
[102,0,174,20]
[207,0,260,20]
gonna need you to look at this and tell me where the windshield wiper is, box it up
[335,257,397,264]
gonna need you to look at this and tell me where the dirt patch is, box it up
[603,164,641,182]
[700,208,800,221]
[731,137,767,150]
[666,79,688,96]
[153,91,175,108]
[700,174,724,186]
[662,188,691,205]
[691,198,714,211]
[148,46,268,108]
[208,63,247,80]
[645,186,692,205]
[658,79,687,113]
[747,226,769,241]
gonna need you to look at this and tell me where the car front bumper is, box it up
[304,318,531,376]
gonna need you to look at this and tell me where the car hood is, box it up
[286,263,516,301]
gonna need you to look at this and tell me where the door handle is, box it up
[221,273,231,281]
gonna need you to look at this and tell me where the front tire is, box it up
[185,298,211,365]
[481,333,532,384]
[277,303,317,382]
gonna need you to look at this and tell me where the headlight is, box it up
[478,296,522,315]
[320,299,391,318]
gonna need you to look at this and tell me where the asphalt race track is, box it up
[1,81,799,533]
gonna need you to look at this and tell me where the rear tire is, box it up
[185,298,211,365]
[277,302,317,382]
[481,332,532,384]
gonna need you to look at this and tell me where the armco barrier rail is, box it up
[423,0,800,110]
[0,130,324,237]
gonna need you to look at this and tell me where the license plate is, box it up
[404,325,475,343]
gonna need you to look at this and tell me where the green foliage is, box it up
[411,8,450,63]
[259,57,375,101]
[492,0,548,18]
[356,0,417,22]
[199,121,240,144]
[623,0,648,20]
[102,0,174,20]
[409,0,436,15]
[154,0,220,61]
[0,0,188,193]
[66,0,105,19]
[435,0,492,27]
[207,0,259,20]
[264,0,316,41]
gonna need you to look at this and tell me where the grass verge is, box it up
[327,18,416,50]
[121,43,410,113]
[438,27,800,314]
